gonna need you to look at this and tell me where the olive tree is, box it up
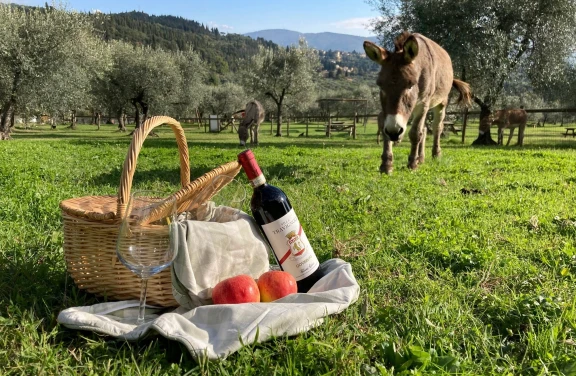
[172,49,208,120]
[370,0,576,144]
[0,4,102,139]
[202,82,248,118]
[242,41,321,136]
[100,42,180,131]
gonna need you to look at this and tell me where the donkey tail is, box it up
[452,79,472,107]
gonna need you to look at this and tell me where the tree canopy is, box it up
[0,4,104,138]
[369,0,576,144]
[242,41,321,136]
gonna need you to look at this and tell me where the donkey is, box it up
[376,111,385,145]
[238,100,265,147]
[492,108,528,146]
[364,32,471,174]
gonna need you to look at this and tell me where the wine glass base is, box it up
[98,303,168,326]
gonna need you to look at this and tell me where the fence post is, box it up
[306,115,309,137]
[461,108,469,144]
[327,115,332,138]
[352,112,357,139]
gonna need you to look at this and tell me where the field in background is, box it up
[0,124,575,375]
[14,117,576,146]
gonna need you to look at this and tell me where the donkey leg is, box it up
[417,127,427,165]
[506,127,515,146]
[516,124,525,146]
[380,136,394,174]
[431,103,446,159]
[408,104,427,170]
[254,124,259,145]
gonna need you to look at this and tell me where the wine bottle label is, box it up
[261,209,320,281]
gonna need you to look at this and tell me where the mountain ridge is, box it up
[245,29,379,53]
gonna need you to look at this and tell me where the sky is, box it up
[9,0,380,36]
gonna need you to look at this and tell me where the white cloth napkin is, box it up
[57,258,360,360]
[171,204,270,309]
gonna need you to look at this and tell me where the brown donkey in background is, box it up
[364,32,471,174]
[238,100,265,147]
[492,108,528,146]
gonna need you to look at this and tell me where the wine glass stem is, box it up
[137,278,149,325]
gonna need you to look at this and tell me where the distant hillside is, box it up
[245,29,379,53]
[98,11,277,77]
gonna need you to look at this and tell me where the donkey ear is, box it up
[363,41,388,65]
[404,36,419,63]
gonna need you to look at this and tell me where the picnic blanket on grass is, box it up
[58,205,360,360]
[58,258,359,360]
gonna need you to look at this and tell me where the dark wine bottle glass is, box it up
[238,150,322,293]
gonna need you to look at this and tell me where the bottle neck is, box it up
[238,149,266,188]
[250,174,267,188]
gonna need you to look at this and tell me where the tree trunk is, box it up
[471,97,497,146]
[118,111,126,132]
[133,105,141,130]
[68,110,77,130]
[1,70,22,140]
[141,102,149,123]
[275,103,283,137]
[96,112,101,130]
[0,101,14,140]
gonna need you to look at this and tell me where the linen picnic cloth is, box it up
[57,204,360,360]
[171,203,271,309]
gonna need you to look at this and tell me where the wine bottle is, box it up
[238,149,322,293]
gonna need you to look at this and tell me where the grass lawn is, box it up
[0,121,575,375]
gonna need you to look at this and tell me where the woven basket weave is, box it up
[60,116,242,307]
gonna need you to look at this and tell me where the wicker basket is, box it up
[60,116,242,307]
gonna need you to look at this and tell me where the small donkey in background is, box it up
[238,100,265,147]
[492,108,528,146]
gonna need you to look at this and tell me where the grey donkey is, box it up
[238,100,265,147]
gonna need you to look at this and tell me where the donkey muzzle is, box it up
[384,114,406,142]
[385,128,404,142]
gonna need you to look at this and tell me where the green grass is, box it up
[1,122,575,375]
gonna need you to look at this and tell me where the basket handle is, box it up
[116,116,190,219]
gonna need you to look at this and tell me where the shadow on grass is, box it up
[89,165,227,189]
[12,132,122,140]
[90,163,305,190]
[12,127,576,152]
[0,250,198,369]
[13,129,375,149]
[441,142,576,151]
[0,248,79,323]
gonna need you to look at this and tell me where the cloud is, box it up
[207,21,234,31]
[330,16,382,31]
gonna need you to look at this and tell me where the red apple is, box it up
[257,271,297,302]
[212,275,260,304]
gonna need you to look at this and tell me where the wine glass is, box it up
[208,175,247,210]
[116,191,178,325]
[179,175,247,220]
